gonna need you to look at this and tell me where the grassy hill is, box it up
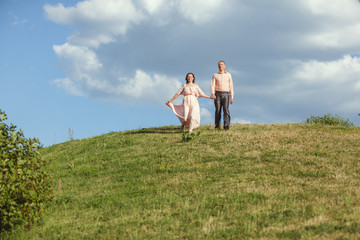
[3,123,360,239]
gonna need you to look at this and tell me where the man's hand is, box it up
[211,94,216,99]
[230,98,234,104]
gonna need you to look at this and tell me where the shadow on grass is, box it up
[123,126,180,135]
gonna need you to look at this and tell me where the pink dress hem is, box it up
[168,86,206,131]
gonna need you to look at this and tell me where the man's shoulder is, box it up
[213,72,232,77]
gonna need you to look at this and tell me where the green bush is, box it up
[306,113,354,127]
[181,130,200,142]
[0,110,53,232]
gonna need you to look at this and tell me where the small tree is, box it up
[306,113,354,127]
[0,110,53,232]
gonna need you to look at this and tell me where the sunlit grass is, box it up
[2,124,360,239]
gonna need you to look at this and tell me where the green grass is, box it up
[2,124,360,239]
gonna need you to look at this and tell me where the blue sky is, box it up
[1,0,360,146]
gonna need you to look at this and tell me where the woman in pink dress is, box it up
[166,73,211,133]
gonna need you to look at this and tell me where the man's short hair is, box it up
[218,60,226,65]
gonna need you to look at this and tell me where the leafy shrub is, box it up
[181,130,200,142]
[306,113,354,127]
[0,110,53,232]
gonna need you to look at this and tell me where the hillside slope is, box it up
[4,124,360,239]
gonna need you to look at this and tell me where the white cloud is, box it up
[52,51,182,104]
[52,43,110,94]
[141,0,170,14]
[304,0,360,19]
[51,38,183,104]
[45,0,229,105]
[44,0,225,48]
[200,107,212,124]
[284,55,360,111]
[46,0,360,124]
[140,0,227,23]
[231,118,251,124]
[52,78,84,96]
[250,55,360,118]
[229,55,360,124]
[291,55,360,84]
[53,43,102,72]
[302,23,360,49]
[44,0,144,47]
[178,0,225,23]
[114,70,182,104]
[298,0,360,49]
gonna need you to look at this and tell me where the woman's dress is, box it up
[168,85,207,131]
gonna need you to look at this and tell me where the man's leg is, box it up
[214,92,222,129]
[223,93,230,129]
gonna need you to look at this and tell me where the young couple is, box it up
[166,60,234,133]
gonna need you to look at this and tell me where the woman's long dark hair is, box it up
[185,73,195,84]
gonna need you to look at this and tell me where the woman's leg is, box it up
[180,123,185,132]
[189,125,193,134]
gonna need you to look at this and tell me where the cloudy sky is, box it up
[1,0,360,146]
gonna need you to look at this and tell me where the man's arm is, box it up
[210,74,216,99]
[229,74,234,104]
